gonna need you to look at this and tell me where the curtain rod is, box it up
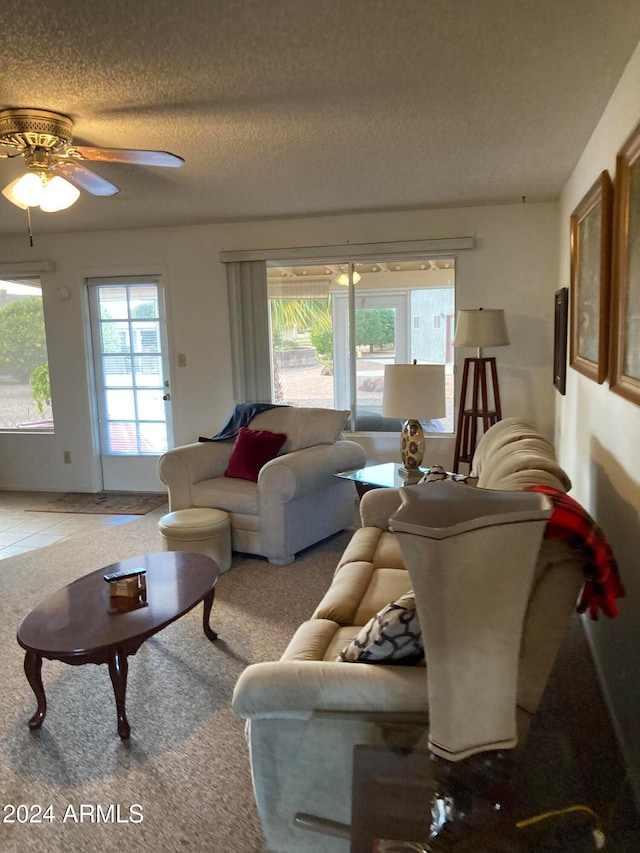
[219,236,474,263]
[0,260,55,275]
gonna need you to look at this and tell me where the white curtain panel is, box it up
[226,259,272,403]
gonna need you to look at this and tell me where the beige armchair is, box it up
[158,407,365,564]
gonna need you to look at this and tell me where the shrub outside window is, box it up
[0,277,54,432]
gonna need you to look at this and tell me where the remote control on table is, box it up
[103,567,146,583]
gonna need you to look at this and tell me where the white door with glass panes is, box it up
[87,277,173,492]
[333,292,409,415]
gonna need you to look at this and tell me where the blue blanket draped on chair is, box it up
[199,403,289,442]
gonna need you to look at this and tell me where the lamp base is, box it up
[400,418,425,475]
[398,467,423,484]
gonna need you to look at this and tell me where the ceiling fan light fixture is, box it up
[0,107,184,223]
[2,172,80,212]
[3,172,44,209]
[39,176,80,212]
[336,270,362,286]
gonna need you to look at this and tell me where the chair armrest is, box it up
[258,440,366,502]
[359,487,404,529]
[157,441,234,510]
[232,660,428,719]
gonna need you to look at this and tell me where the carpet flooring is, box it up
[0,506,350,853]
[0,508,637,852]
[24,492,169,515]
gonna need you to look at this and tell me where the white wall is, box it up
[558,40,640,802]
[0,201,558,492]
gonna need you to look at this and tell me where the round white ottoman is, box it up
[158,508,232,573]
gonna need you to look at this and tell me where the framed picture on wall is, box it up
[611,118,640,405]
[569,170,613,383]
[554,287,569,394]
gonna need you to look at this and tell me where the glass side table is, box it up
[335,463,468,496]
[335,462,427,496]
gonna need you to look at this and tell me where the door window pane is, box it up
[102,355,132,386]
[136,389,165,420]
[108,421,139,453]
[131,320,160,351]
[98,286,128,319]
[101,321,130,353]
[139,422,167,453]
[129,286,159,319]
[106,389,135,420]
[133,354,162,385]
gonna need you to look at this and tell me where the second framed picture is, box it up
[610,118,640,405]
[569,170,613,383]
[554,287,569,395]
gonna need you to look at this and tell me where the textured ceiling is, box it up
[1,0,640,238]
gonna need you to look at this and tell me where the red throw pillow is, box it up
[224,427,287,482]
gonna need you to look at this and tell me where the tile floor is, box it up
[0,491,140,560]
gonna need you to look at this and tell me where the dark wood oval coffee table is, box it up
[17,551,220,739]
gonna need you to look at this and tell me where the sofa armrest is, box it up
[258,440,365,502]
[232,660,428,719]
[157,441,234,510]
[359,487,404,529]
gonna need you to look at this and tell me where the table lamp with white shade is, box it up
[452,308,509,473]
[382,361,446,483]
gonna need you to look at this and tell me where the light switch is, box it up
[177,353,187,367]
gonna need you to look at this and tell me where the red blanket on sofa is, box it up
[523,485,625,619]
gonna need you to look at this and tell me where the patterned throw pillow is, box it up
[337,591,424,664]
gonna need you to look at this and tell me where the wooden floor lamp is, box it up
[452,308,509,473]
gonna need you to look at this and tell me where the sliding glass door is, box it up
[267,259,455,432]
[333,291,408,428]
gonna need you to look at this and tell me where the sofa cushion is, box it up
[353,568,413,626]
[224,427,287,481]
[280,619,345,662]
[192,476,259,515]
[337,526,406,571]
[249,407,349,453]
[471,417,549,478]
[337,591,424,664]
[279,620,367,663]
[478,440,571,492]
[313,561,374,624]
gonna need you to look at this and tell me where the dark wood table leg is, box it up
[24,650,46,729]
[202,588,218,641]
[108,646,131,739]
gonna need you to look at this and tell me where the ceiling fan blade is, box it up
[70,145,184,168]
[54,161,120,196]
[0,142,21,158]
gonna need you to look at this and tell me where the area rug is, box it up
[25,491,168,515]
[0,505,350,853]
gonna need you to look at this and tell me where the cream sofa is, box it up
[158,407,366,565]
[232,418,587,852]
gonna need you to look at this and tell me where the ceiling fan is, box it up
[0,107,184,213]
